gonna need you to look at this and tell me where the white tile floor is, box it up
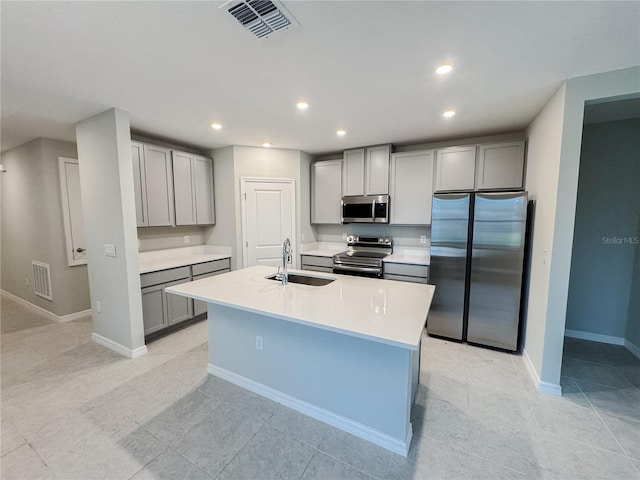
[1,293,639,479]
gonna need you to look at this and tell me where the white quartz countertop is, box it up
[384,247,430,266]
[300,242,345,258]
[139,246,231,274]
[166,265,434,350]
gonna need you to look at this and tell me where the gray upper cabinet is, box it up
[390,149,434,225]
[342,148,365,196]
[476,141,525,191]
[172,151,196,225]
[343,145,391,196]
[143,144,175,226]
[131,141,148,227]
[193,155,215,224]
[434,145,477,192]
[311,159,342,224]
[172,151,215,226]
[365,145,391,195]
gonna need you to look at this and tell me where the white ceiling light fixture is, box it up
[336,129,347,136]
[443,109,456,118]
[224,0,298,39]
[262,141,272,148]
[210,122,222,130]
[436,63,454,75]
[296,101,309,110]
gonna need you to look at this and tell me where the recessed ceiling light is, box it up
[443,109,456,118]
[436,63,454,75]
[210,122,222,130]
[296,101,309,110]
[336,129,347,136]
[262,142,272,148]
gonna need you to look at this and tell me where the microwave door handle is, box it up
[372,199,376,221]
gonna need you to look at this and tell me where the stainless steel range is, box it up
[333,236,393,278]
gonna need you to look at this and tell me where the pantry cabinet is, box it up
[311,159,343,224]
[389,149,434,225]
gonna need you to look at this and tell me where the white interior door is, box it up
[58,157,87,266]
[241,178,296,268]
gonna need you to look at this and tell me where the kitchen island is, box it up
[166,265,435,455]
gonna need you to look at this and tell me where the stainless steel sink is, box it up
[265,273,335,286]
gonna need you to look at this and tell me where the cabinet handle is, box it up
[76,248,86,253]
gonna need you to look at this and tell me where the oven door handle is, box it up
[333,264,382,274]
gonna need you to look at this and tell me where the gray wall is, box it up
[625,213,640,348]
[0,138,91,316]
[206,145,317,271]
[566,119,640,338]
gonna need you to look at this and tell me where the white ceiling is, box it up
[1,1,639,155]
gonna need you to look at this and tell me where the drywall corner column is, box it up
[75,108,146,358]
[523,83,567,392]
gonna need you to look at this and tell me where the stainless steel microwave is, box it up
[341,195,390,223]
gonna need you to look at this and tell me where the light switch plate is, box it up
[104,244,117,257]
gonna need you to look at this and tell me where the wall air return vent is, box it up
[32,261,53,301]
[225,0,298,39]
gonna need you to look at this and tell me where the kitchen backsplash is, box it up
[315,224,430,248]
[138,226,213,252]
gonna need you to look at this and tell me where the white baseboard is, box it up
[564,329,625,346]
[624,339,640,360]
[92,333,147,359]
[522,348,562,396]
[1,289,91,323]
[208,364,411,456]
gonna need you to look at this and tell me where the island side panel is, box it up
[207,303,413,448]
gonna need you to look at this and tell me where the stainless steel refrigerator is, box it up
[427,191,529,351]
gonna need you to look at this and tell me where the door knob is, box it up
[76,248,86,253]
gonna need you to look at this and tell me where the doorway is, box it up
[240,178,296,268]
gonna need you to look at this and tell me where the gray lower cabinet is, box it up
[192,258,231,316]
[384,263,429,284]
[140,259,230,336]
[300,255,333,273]
[141,266,191,335]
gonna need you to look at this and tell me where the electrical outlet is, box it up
[104,244,116,257]
[255,335,263,351]
[342,232,347,240]
[96,301,101,313]
[420,235,427,244]
[184,235,190,244]
[25,277,30,287]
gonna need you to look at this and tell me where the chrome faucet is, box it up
[281,238,292,285]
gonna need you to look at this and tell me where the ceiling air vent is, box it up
[225,0,297,39]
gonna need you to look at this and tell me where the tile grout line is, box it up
[573,378,638,466]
